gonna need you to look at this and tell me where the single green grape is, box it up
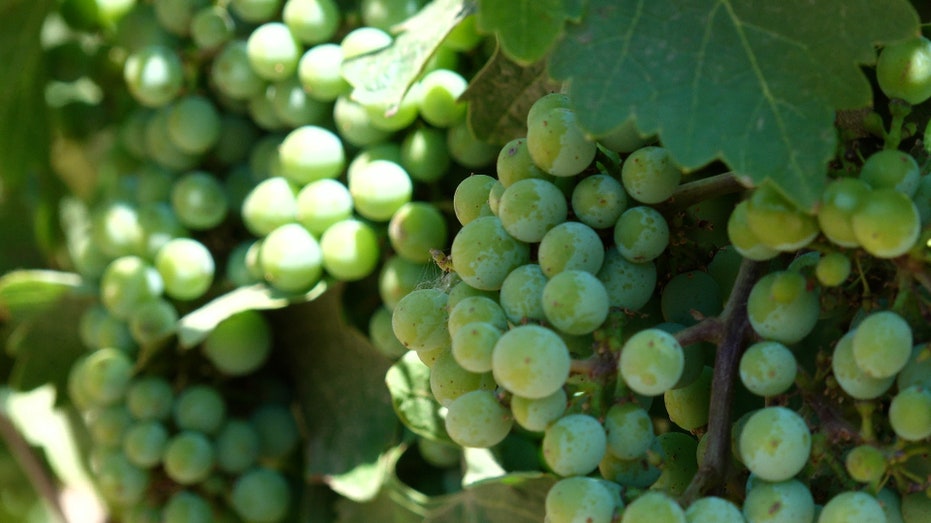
[451,322,501,373]
[851,310,912,378]
[851,188,920,258]
[742,478,815,523]
[542,270,610,336]
[429,349,494,406]
[620,491,686,523]
[597,248,657,311]
[815,252,852,287]
[497,178,568,243]
[259,223,324,293]
[320,219,380,281]
[230,467,292,523]
[391,288,451,351]
[123,45,183,107]
[247,22,302,81]
[492,324,570,399]
[604,402,654,460]
[526,103,596,177]
[444,389,513,448]
[537,221,605,277]
[888,386,931,441]
[250,403,300,459]
[162,490,212,523]
[876,36,931,105]
[684,496,744,523]
[450,216,530,291]
[170,170,228,230]
[453,174,496,225]
[614,205,670,263]
[400,126,451,183]
[215,418,261,474]
[498,263,547,324]
[845,445,887,484]
[241,176,300,237]
[652,431,700,496]
[739,341,798,397]
[298,43,350,102]
[744,182,819,251]
[510,388,567,433]
[660,270,722,326]
[283,0,340,45]
[100,255,164,320]
[154,237,215,301]
[738,406,811,482]
[619,328,684,396]
[727,199,780,261]
[746,271,819,344]
[388,202,448,264]
[859,149,921,197]
[448,296,508,336]
[173,384,226,435]
[664,366,712,431]
[348,159,413,221]
[832,329,896,400]
[122,420,168,468]
[571,173,628,229]
[279,125,345,185]
[620,146,682,204]
[542,413,607,477]
[819,491,887,523]
[163,430,216,485]
[545,476,618,523]
[81,347,135,407]
[202,310,272,376]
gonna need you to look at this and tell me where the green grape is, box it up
[365,85,422,132]
[571,173,628,229]
[247,22,302,82]
[215,115,260,167]
[128,298,178,345]
[845,445,886,484]
[231,467,291,523]
[144,114,200,172]
[537,221,605,277]
[510,388,567,432]
[283,0,339,45]
[241,177,300,236]
[542,270,610,335]
[876,488,906,523]
[82,347,134,407]
[526,103,597,177]
[100,255,164,319]
[230,0,281,22]
[818,176,871,248]
[621,491,686,523]
[492,324,570,399]
[598,437,664,488]
[738,406,811,482]
[341,25,392,58]
[619,328,684,396]
[727,199,780,261]
[125,502,161,523]
[155,238,215,301]
[604,402,654,460]
[400,126,451,183]
[745,182,819,251]
[597,248,657,311]
[498,263,548,323]
[260,223,324,293]
[876,36,931,105]
[191,5,234,50]
[739,341,797,397]
[369,306,409,359]
[542,413,607,476]
[620,146,682,204]
[391,288,451,351]
[446,119,498,168]
[497,178,568,243]
[212,40,266,101]
[444,389,513,448]
[851,188,920,258]
[429,349,494,406]
[448,296,508,336]
[334,94,393,146]
[126,376,173,421]
[226,240,262,287]
[320,219,380,281]
[417,436,461,468]
[86,405,134,448]
[451,216,531,290]
[167,95,221,155]
[215,419,261,474]
[123,45,183,107]
[860,149,921,197]
[379,255,439,310]
[898,344,931,390]
[347,142,403,178]
[815,252,851,287]
[251,403,300,458]
[361,0,424,31]
[296,178,353,236]
[496,137,549,188]
[453,174,496,225]
[451,322,501,373]
[249,85,288,131]
[545,476,618,523]
[174,384,226,435]
[660,270,722,326]
[139,201,187,260]
[94,450,150,507]
[819,491,886,523]
[279,125,345,185]
[163,430,216,485]
[889,386,931,441]
[742,478,815,523]
[832,330,895,400]
[851,310,912,378]
[113,2,175,51]
[170,171,228,230]
[652,431,699,496]
[684,496,744,523]
[298,43,350,102]
[269,76,330,128]
[388,202,448,264]
[746,271,819,344]
[664,366,712,431]
[163,490,213,523]
[614,205,670,263]
[596,117,654,153]
[349,159,413,221]
[202,310,272,376]
[416,68,467,128]
[122,420,168,468]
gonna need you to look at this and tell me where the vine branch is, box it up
[656,171,748,213]
[0,411,70,523]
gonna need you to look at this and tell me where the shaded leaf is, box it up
[548,0,920,210]
[424,473,555,523]
[335,469,429,523]
[462,46,561,145]
[342,0,473,109]
[475,0,570,65]
[0,270,84,322]
[385,351,452,445]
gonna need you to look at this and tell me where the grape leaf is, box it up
[424,473,555,523]
[461,46,561,145]
[385,351,453,444]
[475,0,570,65]
[548,0,920,210]
[0,270,84,322]
[341,0,473,109]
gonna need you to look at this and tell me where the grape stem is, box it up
[679,258,760,506]
[0,411,71,523]
[656,171,748,213]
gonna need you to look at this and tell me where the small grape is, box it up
[851,188,920,258]
[664,366,712,431]
[604,402,654,460]
[596,117,654,153]
[860,149,921,196]
[819,491,887,523]
[279,125,345,185]
[154,238,215,301]
[259,223,324,293]
[660,270,722,326]
[202,310,272,376]
[744,182,819,251]
[298,43,350,101]
[845,445,886,484]
[447,296,508,336]
[453,174,496,225]
[163,490,212,523]
[496,137,549,188]
[498,263,548,324]
[100,256,164,320]
[742,478,815,523]
[545,476,618,523]
[320,219,380,281]
[542,413,607,477]
[82,348,134,407]
[888,386,931,441]
[451,322,501,373]
[597,248,657,311]
[537,221,605,277]
[247,22,301,81]
[727,199,779,261]
[510,388,567,432]
[444,389,513,448]
[832,329,896,400]
[126,376,174,421]
[746,271,819,344]
[571,173,628,229]
[684,496,744,523]
[348,159,413,221]
[738,406,811,482]
[526,103,597,177]
[876,36,931,105]
[620,146,682,204]
[174,384,226,435]
[614,206,670,263]
[497,178,568,243]
[163,430,216,485]
[122,420,168,468]
[739,341,798,397]
[492,324,570,399]
[818,177,871,248]
[283,0,340,45]
[391,288,450,351]
[815,252,852,287]
[897,344,931,390]
[851,310,912,378]
[215,419,261,474]
[619,328,684,396]
[541,270,610,336]
[429,349,494,406]
[251,403,300,459]
[388,202,449,264]
[123,45,183,107]
[450,216,530,291]
[241,177,299,237]
[417,68,467,128]
[621,491,686,523]
[230,467,292,523]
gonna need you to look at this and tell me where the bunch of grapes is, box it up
[390,55,931,519]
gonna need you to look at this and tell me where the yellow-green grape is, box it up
[496,137,549,188]
[684,496,744,523]
[744,183,819,251]
[888,386,931,441]
[451,322,501,373]
[619,328,684,396]
[259,223,323,293]
[815,252,851,287]
[742,479,815,523]
[283,0,340,45]
[844,445,886,484]
[429,349,495,406]
[320,219,380,281]
[542,270,610,336]
[388,202,448,264]
[154,238,215,301]
[545,476,618,523]
[897,344,931,390]
[400,126,450,183]
[746,271,819,344]
[498,263,548,324]
[247,22,302,82]
[620,146,682,204]
[450,216,530,290]
[279,125,345,185]
[537,221,605,277]
[738,407,811,482]
[241,176,299,236]
[727,199,779,261]
[652,431,699,496]
[571,173,628,229]
[819,491,887,523]
[444,389,513,448]
[851,188,921,258]
[447,296,508,336]
[832,330,895,400]
[859,149,921,197]
[818,177,871,248]
[497,178,568,243]
[739,341,798,397]
[296,179,353,237]
[453,174,496,225]
[526,102,597,177]
[542,413,607,476]
[876,35,931,105]
[298,43,350,102]
[391,288,450,351]
[664,366,712,430]
[620,491,686,523]
[511,388,567,432]
[604,402,654,460]
[851,310,912,378]
[614,205,670,263]
[597,248,657,311]
[417,69,467,128]
[492,324,570,399]
[348,159,413,222]
[596,117,654,153]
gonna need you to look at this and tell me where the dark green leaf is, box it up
[461,46,561,145]
[342,0,473,109]
[0,270,84,322]
[424,473,555,523]
[335,472,429,523]
[475,0,569,65]
[385,351,452,445]
[548,0,920,210]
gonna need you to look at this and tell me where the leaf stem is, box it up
[657,172,748,213]
[0,411,70,523]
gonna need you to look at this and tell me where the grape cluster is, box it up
[390,85,931,522]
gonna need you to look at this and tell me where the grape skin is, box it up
[620,491,686,523]
[888,386,931,441]
[818,491,887,523]
[444,389,513,448]
[545,476,617,523]
[738,406,811,482]
[492,324,570,399]
[619,328,685,396]
[542,413,607,477]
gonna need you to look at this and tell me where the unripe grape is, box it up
[526,104,597,177]
[727,199,779,261]
[542,413,607,477]
[545,476,617,523]
[746,271,819,344]
[739,341,797,396]
[614,205,669,263]
[259,223,324,293]
[511,388,567,432]
[619,328,685,396]
[621,146,682,204]
[620,491,686,523]
[832,329,895,400]
[859,149,920,197]
[877,36,931,105]
[851,188,920,258]
[154,238,215,301]
[247,22,302,81]
[450,216,530,291]
[888,386,931,441]
[819,491,887,523]
[444,389,512,448]
[815,251,851,287]
[845,445,886,484]
[739,406,811,482]
[492,325,570,399]
[745,183,819,251]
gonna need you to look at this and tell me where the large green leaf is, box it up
[475,0,571,65]
[548,0,920,210]
[385,351,452,445]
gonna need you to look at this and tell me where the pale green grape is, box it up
[851,188,920,258]
[417,68,467,127]
[660,270,722,326]
[365,85,421,132]
[545,476,618,523]
[231,467,291,523]
[537,221,605,277]
[542,270,610,335]
[526,103,597,177]
[167,95,220,155]
[604,402,654,460]
[334,94,393,147]
[492,324,570,399]
[417,436,461,468]
[215,419,261,474]
[497,178,568,243]
[202,310,272,376]
[360,0,425,31]
[815,252,851,287]
[496,137,549,188]
[845,444,886,484]
[451,322,501,373]
[170,170,228,230]
[298,43,350,102]
[241,177,300,237]
[320,219,380,281]
[139,201,187,259]
[259,223,324,293]
[341,26,392,58]
[163,490,212,523]
[247,22,302,81]
[94,450,150,507]
[487,180,505,215]
[279,125,345,185]
[902,492,931,522]
[444,389,513,448]
[619,328,684,396]
[598,438,663,488]
[251,403,300,459]
[191,5,234,50]
[876,488,905,523]
[400,126,450,183]
[614,206,669,263]
[498,263,548,323]
[742,479,814,523]
[348,159,413,221]
[664,366,712,431]
[92,200,145,259]
[542,413,607,476]
[876,36,931,105]
[621,146,682,204]
[100,255,164,319]
[446,277,498,310]
[818,177,871,248]
[451,216,530,291]
[453,174,496,225]
[727,199,780,261]
[448,296,508,336]
[231,0,282,23]
[86,405,134,448]
[174,384,226,435]
[215,116,260,167]
[571,173,628,229]
[746,271,819,344]
[388,202,448,264]
[510,388,567,432]
[126,376,173,421]
[391,288,451,351]
[739,406,811,482]
[889,386,931,441]
[123,45,183,107]
[819,491,886,523]
[744,182,819,251]
[739,341,797,397]
[832,330,895,400]
[155,238,215,301]
[163,430,216,485]
[122,420,168,468]
[860,149,921,196]
[597,248,657,311]
[852,310,912,378]
[82,347,135,407]
[283,0,340,45]
[295,178,353,236]
[211,36,269,102]
[429,349,494,406]
[128,298,178,345]
[684,496,744,523]
[621,491,686,523]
